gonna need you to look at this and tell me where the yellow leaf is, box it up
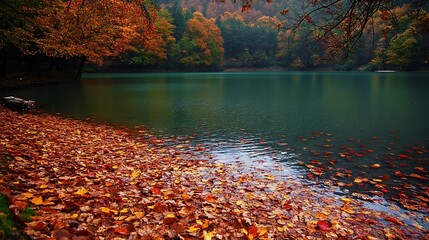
[22,192,34,199]
[259,228,268,236]
[340,198,353,204]
[120,208,129,213]
[125,216,136,222]
[241,228,248,235]
[203,230,216,240]
[100,207,111,214]
[31,196,43,205]
[131,170,140,178]
[70,214,79,219]
[134,211,145,218]
[187,225,200,233]
[265,175,275,180]
[75,187,88,195]
[236,200,244,206]
[342,205,355,214]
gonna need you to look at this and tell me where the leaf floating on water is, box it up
[385,216,405,226]
[398,154,412,159]
[409,173,428,180]
[371,163,381,169]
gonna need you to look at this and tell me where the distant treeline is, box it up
[1,0,428,86]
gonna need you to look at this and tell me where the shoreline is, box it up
[2,68,429,90]
[0,106,428,239]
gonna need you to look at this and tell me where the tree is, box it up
[0,0,39,77]
[169,0,187,41]
[218,12,248,58]
[30,0,157,80]
[179,12,224,70]
[242,0,429,62]
[386,27,420,70]
[127,9,176,66]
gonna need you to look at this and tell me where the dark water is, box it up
[2,71,429,221]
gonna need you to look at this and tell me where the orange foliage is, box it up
[33,0,156,65]
[184,12,224,67]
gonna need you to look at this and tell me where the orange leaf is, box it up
[409,173,428,180]
[31,196,43,205]
[114,227,130,235]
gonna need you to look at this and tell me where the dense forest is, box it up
[0,0,428,85]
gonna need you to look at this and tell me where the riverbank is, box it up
[0,106,428,239]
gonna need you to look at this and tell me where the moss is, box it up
[19,207,36,223]
[0,154,32,240]
[0,193,16,239]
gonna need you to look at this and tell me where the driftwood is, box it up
[1,96,36,112]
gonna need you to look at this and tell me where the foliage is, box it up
[1,0,428,77]
[179,12,224,70]
[0,189,32,239]
[32,0,157,65]
[126,9,176,66]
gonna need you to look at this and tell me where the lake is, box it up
[2,71,429,220]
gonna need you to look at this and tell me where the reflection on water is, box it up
[2,72,429,224]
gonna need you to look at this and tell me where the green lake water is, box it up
[2,71,429,224]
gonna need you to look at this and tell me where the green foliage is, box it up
[169,0,187,41]
[0,193,17,239]
[386,28,420,70]
[19,207,36,223]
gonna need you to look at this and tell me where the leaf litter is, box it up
[0,106,428,239]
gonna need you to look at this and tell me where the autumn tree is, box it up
[0,0,40,77]
[30,0,157,80]
[126,9,176,66]
[241,0,429,62]
[179,12,224,70]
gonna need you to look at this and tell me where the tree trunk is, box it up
[75,56,86,81]
[1,47,7,77]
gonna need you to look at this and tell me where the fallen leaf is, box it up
[317,220,331,231]
[31,196,43,205]
[75,187,88,195]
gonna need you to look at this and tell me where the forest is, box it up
[0,0,428,84]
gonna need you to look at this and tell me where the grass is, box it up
[0,193,17,239]
[0,153,33,240]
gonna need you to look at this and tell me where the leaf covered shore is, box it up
[0,106,427,239]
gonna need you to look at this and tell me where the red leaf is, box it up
[385,217,404,225]
[248,225,258,237]
[115,227,130,235]
[317,220,331,231]
[151,187,161,194]
[398,154,412,159]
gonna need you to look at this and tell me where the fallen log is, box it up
[1,96,36,112]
